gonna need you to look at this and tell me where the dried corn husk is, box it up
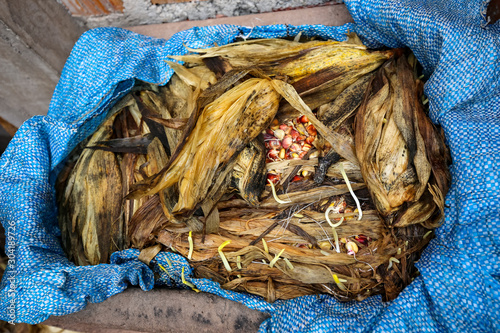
[58,110,125,266]
[354,57,450,228]
[56,37,449,304]
[128,77,281,219]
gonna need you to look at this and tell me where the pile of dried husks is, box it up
[56,35,450,302]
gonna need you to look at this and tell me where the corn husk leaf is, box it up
[128,78,281,219]
[354,57,450,227]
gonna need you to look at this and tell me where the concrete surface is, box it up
[43,287,271,333]
[0,0,85,127]
[1,3,354,332]
[128,3,353,41]
[82,0,342,28]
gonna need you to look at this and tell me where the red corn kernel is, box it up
[298,115,309,123]
[305,136,315,144]
[267,149,279,160]
[267,173,280,184]
[355,234,369,246]
[279,124,291,135]
[269,139,281,149]
[306,124,317,136]
[289,143,301,152]
[290,129,300,141]
[282,135,293,149]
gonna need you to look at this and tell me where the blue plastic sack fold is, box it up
[1,0,499,331]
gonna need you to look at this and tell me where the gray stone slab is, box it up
[43,287,270,333]
[128,3,353,40]
[83,0,342,28]
[0,0,84,127]
[0,0,85,73]
[7,5,354,332]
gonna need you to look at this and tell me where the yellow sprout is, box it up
[269,249,285,268]
[262,238,269,254]
[332,274,347,291]
[158,263,172,279]
[387,257,400,270]
[181,267,200,292]
[187,231,194,260]
[218,240,232,272]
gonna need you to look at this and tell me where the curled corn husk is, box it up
[128,77,281,218]
[229,139,267,207]
[58,110,125,266]
[354,56,450,227]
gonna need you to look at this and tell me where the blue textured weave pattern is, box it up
[1,0,499,331]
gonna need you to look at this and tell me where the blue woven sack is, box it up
[1,0,499,331]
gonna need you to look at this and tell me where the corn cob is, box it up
[58,110,124,265]
[127,77,281,218]
[354,57,450,227]
[173,38,390,83]
[55,36,450,305]
[229,139,267,207]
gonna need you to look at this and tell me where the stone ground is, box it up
[67,0,343,29]
[0,2,353,332]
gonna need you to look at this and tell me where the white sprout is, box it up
[339,163,363,220]
[187,231,194,260]
[268,179,291,204]
[387,257,400,270]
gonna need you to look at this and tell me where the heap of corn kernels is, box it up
[263,116,370,254]
[264,115,319,184]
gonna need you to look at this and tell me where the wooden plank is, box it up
[60,0,124,16]
[128,4,353,41]
[43,288,269,333]
[0,0,85,73]
[0,117,17,137]
[152,0,207,4]
[0,0,84,126]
